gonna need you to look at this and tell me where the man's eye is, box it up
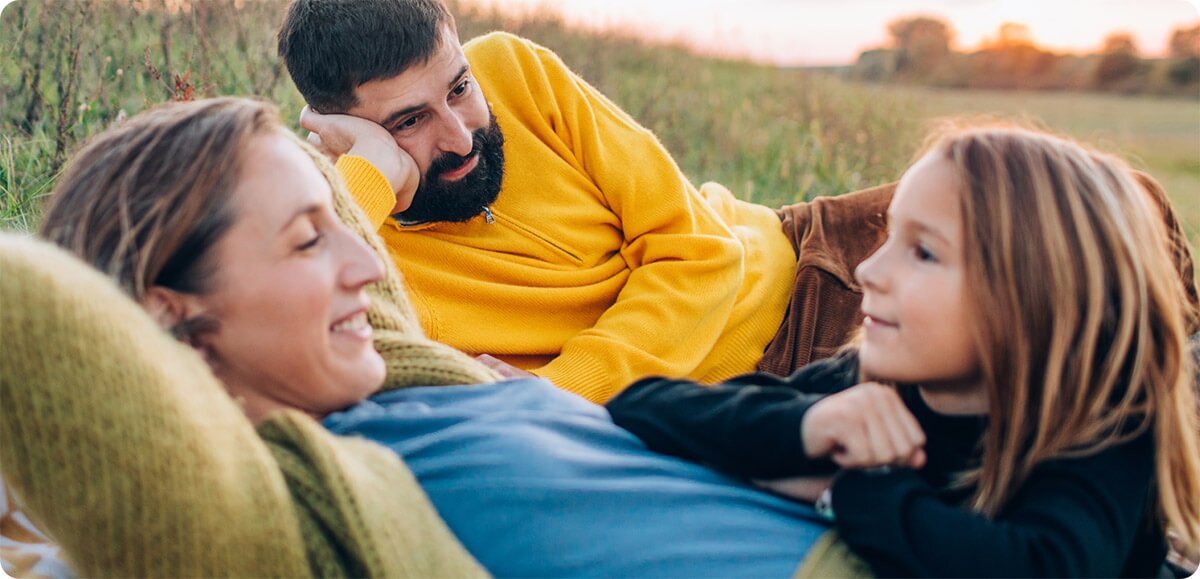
[392,115,422,132]
[452,79,471,97]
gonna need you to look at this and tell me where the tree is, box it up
[1169,23,1200,59]
[989,22,1034,49]
[968,22,1059,90]
[1102,32,1139,56]
[854,48,900,82]
[1094,32,1141,88]
[887,16,954,78]
[1167,23,1200,86]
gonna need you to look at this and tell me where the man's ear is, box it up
[142,286,206,334]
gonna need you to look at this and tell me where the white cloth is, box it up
[0,479,74,579]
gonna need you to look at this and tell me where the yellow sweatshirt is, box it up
[338,32,796,403]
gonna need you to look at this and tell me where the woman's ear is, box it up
[142,286,205,334]
[142,287,219,363]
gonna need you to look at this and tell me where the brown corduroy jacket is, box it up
[758,174,1199,377]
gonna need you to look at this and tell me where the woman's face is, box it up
[197,132,386,421]
[855,153,983,406]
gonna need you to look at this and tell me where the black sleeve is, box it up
[605,353,859,479]
[831,432,1157,578]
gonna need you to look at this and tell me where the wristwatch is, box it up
[814,486,835,521]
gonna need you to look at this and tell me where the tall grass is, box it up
[0,0,305,232]
[0,0,1193,258]
[0,0,923,231]
[453,4,924,207]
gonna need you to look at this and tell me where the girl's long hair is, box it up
[928,125,1200,557]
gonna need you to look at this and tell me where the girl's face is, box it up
[855,153,983,402]
[197,133,387,421]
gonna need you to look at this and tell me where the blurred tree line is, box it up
[853,16,1200,97]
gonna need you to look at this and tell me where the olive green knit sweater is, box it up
[0,135,865,578]
[0,140,495,577]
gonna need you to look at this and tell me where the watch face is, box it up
[815,486,836,521]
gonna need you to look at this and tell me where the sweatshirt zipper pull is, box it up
[483,206,495,224]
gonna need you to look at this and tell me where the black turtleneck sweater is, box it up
[606,352,1166,577]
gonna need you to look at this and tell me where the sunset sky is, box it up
[465,0,1200,66]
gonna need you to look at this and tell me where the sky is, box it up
[465,0,1200,66]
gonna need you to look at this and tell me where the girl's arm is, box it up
[831,431,1158,577]
[606,353,859,479]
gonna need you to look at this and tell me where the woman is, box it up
[25,97,834,578]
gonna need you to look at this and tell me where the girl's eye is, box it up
[297,233,324,252]
[914,243,937,263]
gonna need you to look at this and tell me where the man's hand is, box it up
[801,382,926,470]
[299,106,420,214]
[754,475,834,503]
[475,354,536,379]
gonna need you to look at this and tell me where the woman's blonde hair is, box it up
[921,123,1200,557]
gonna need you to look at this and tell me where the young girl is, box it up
[607,125,1200,577]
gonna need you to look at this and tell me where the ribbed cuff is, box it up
[336,155,396,230]
[532,352,614,404]
[831,468,922,552]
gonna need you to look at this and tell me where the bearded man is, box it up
[279,0,893,402]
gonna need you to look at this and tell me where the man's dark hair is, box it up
[278,0,454,113]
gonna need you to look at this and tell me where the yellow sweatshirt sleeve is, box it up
[476,35,746,401]
[336,154,397,231]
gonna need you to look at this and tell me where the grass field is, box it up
[889,85,1200,253]
[1,0,1197,266]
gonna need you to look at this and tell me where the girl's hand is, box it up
[801,382,927,469]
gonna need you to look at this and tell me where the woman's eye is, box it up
[297,233,323,251]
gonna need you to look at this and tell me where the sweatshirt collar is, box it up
[389,206,495,230]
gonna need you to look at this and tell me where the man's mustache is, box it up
[428,139,483,178]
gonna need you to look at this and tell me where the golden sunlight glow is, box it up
[464,0,1200,66]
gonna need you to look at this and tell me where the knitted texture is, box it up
[0,234,310,577]
[793,531,872,578]
[0,234,488,577]
[259,413,485,577]
[300,133,501,389]
[338,33,796,402]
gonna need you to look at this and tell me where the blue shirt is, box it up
[323,378,829,577]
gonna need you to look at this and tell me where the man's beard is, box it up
[394,113,505,224]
